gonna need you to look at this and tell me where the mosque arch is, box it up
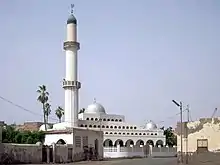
[125,139,134,147]
[103,139,113,147]
[56,139,66,145]
[136,139,144,146]
[114,139,124,146]
[146,140,154,146]
[156,140,164,147]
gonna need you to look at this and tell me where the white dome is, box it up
[39,124,52,131]
[145,121,157,130]
[85,99,106,114]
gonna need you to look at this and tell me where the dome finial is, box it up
[71,4,74,14]
[93,97,96,103]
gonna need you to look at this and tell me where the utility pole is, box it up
[186,105,189,164]
[180,102,183,164]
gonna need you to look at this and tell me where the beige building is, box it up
[175,117,220,153]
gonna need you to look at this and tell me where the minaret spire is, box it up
[71,4,74,14]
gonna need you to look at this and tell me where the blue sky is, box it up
[0,0,220,128]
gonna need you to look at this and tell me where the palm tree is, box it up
[37,85,49,131]
[45,102,51,124]
[78,108,85,114]
[55,106,64,123]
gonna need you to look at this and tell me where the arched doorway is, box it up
[136,139,144,146]
[56,139,66,144]
[114,139,124,146]
[146,140,154,146]
[156,140,164,147]
[103,139,113,147]
[125,139,134,147]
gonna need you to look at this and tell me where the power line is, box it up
[0,95,58,122]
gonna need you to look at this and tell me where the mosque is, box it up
[41,6,165,151]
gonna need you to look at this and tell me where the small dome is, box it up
[39,124,52,131]
[85,99,106,114]
[67,14,77,24]
[145,121,157,130]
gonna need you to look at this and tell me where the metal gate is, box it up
[197,139,208,153]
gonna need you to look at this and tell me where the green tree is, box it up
[26,136,34,144]
[164,127,177,147]
[55,106,64,123]
[45,102,51,124]
[37,85,49,131]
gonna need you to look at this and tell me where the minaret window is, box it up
[107,119,110,121]
[143,133,146,135]
[106,126,109,128]
[86,118,89,120]
[114,126,117,129]
[105,132,108,134]
[135,133,138,135]
[131,133,134,135]
[151,133,153,135]
[134,126,137,129]
[111,119,114,121]
[127,133,130,135]
[110,132,113,134]
[122,126,125,129]
[119,119,122,122]
[102,125,105,128]
[139,133,142,135]
[93,125,97,128]
[110,126,113,129]
[123,133,125,135]
[118,126,121,129]
[115,119,118,122]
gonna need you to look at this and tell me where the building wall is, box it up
[175,118,220,152]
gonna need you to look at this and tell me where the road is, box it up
[73,158,177,165]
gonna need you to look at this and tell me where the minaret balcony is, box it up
[63,41,80,50]
[63,80,81,89]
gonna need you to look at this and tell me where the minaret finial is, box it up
[93,97,96,103]
[71,4,74,14]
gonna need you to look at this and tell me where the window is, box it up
[110,132,113,134]
[95,118,98,121]
[105,132,108,134]
[86,118,89,120]
[143,133,146,135]
[126,126,129,129]
[107,119,110,121]
[127,133,130,135]
[122,126,125,129]
[89,125,92,127]
[118,126,121,129]
[135,133,138,135]
[114,126,117,129]
[102,125,105,128]
[123,133,125,135]
[103,118,106,121]
[80,124,83,127]
[151,133,153,135]
[111,119,114,121]
[119,132,121,135]
[93,125,97,128]
[134,126,137,129]
[75,136,81,148]
[119,119,122,122]
[110,126,113,129]
[114,132,117,134]
[85,125,87,127]
[130,126,133,129]
[115,119,118,122]
[139,133,142,135]
[98,125,100,128]
[131,133,134,135]
[155,133,157,135]
[82,136,88,147]
[147,133,149,135]
[91,118,94,121]
[106,126,109,128]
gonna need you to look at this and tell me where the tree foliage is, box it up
[2,125,45,144]
[164,127,177,147]
[55,106,64,123]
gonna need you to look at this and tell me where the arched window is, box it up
[147,133,149,135]
[134,126,137,129]
[139,133,142,135]
[95,118,98,121]
[123,133,125,135]
[105,132,108,134]
[110,126,113,129]
[119,132,121,135]
[98,125,100,128]
[118,126,121,129]
[111,119,114,121]
[89,125,92,127]
[143,133,146,135]
[127,133,130,135]
[93,125,97,128]
[115,119,118,122]
[114,132,117,134]
[91,118,94,121]
[151,133,153,135]
[80,124,83,127]
[130,126,133,129]
[86,118,89,120]
[126,126,129,129]
[103,118,106,121]
[155,133,157,135]
[110,132,113,134]
[106,126,109,128]
[107,119,110,121]
[102,125,105,128]
[119,119,122,122]
[131,133,134,135]
[85,125,87,127]
[114,126,117,129]
[135,133,138,135]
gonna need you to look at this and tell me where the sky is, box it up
[0,0,220,128]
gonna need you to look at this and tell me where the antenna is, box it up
[71,4,74,14]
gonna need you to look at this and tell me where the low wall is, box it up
[151,147,177,157]
[2,143,42,164]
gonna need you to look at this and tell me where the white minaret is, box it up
[63,5,81,127]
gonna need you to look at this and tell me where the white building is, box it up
[41,5,165,158]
